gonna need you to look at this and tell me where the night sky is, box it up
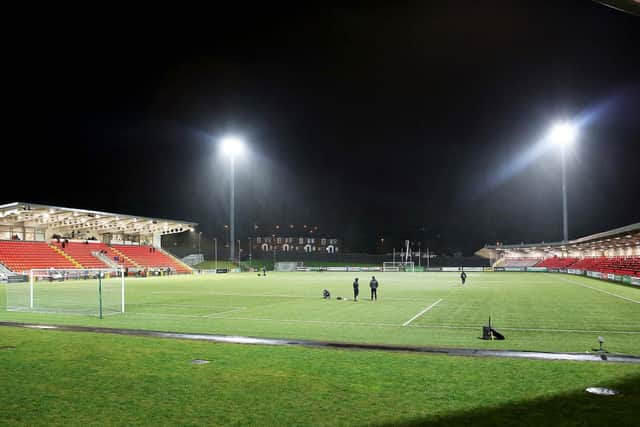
[8,1,640,254]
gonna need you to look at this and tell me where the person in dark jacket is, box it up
[353,278,359,301]
[369,276,379,300]
[460,271,467,285]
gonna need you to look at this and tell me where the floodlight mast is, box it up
[561,144,568,242]
[221,136,244,264]
[550,122,577,242]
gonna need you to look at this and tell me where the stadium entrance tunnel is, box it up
[2,321,640,364]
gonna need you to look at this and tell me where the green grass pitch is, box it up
[2,272,639,353]
[1,272,639,425]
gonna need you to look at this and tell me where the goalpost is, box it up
[5,268,125,317]
[382,262,415,272]
[275,262,304,272]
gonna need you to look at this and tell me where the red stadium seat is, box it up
[111,245,191,273]
[535,257,578,269]
[0,241,77,273]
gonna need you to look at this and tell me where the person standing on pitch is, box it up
[353,277,359,301]
[370,276,379,300]
[460,271,467,286]
[262,266,267,277]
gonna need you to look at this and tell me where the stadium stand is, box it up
[52,241,144,269]
[0,202,196,275]
[53,242,111,268]
[480,222,640,279]
[0,240,192,274]
[571,257,640,276]
[0,241,77,273]
[112,245,191,273]
[499,258,541,267]
[535,257,578,269]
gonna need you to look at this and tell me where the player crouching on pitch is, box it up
[322,289,331,299]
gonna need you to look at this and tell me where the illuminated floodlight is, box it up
[549,122,577,145]
[219,134,247,263]
[221,136,244,156]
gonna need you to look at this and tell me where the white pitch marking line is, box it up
[132,303,246,310]
[202,308,247,318]
[204,315,402,328]
[130,307,248,318]
[402,299,443,326]
[124,312,640,334]
[556,277,640,304]
[406,324,640,334]
[200,315,640,335]
[132,312,210,318]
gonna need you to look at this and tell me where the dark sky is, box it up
[7,1,640,254]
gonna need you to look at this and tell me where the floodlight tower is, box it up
[549,122,577,242]
[221,136,245,263]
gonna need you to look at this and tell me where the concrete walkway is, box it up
[2,321,639,364]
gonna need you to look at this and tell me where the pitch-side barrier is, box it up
[492,266,640,287]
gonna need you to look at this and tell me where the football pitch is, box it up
[1,272,639,354]
[2,272,640,425]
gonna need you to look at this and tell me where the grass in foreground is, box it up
[1,272,639,354]
[1,326,639,426]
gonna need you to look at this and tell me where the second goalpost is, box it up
[6,268,127,317]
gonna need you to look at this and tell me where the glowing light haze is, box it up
[221,136,245,157]
[549,122,578,145]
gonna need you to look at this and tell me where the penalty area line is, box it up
[202,308,247,318]
[556,277,640,304]
[126,312,640,335]
[402,299,443,326]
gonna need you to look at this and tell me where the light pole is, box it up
[272,235,276,264]
[213,238,218,270]
[224,224,229,254]
[221,136,244,264]
[549,122,577,242]
[198,231,202,254]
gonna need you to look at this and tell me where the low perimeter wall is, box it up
[493,266,640,287]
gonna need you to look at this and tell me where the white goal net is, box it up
[382,262,415,272]
[275,262,303,272]
[5,268,125,317]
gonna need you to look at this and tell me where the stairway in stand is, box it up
[109,246,141,269]
[49,244,83,269]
